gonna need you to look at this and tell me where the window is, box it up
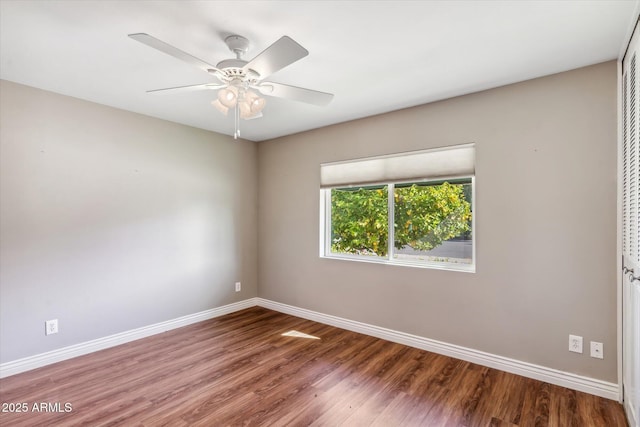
[320,144,475,272]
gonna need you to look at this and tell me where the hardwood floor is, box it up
[0,307,628,426]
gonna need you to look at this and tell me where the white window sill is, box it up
[320,254,476,273]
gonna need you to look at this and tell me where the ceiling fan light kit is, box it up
[129,32,334,139]
[217,86,238,109]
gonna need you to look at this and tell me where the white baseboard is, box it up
[1,296,620,402]
[0,298,258,378]
[256,298,620,401]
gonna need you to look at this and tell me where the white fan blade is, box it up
[259,82,333,106]
[147,83,225,94]
[243,36,308,79]
[129,33,222,81]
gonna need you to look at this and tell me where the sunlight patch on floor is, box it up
[281,330,321,340]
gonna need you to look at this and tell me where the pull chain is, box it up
[233,102,240,139]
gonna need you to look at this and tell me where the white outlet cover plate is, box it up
[45,319,58,335]
[569,334,583,353]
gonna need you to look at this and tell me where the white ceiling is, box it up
[1,0,637,141]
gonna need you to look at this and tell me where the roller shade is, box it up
[320,143,475,188]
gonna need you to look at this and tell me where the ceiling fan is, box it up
[128,33,334,139]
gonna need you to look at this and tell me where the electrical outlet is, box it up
[569,335,582,353]
[590,341,604,359]
[45,319,58,335]
[235,282,241,292]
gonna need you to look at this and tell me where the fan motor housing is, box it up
[216,58,248,70]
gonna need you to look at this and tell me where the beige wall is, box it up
[257,61,618,382]
[0,80,258,363]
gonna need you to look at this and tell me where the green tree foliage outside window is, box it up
[331,182,471,257]
[331,186,389,256]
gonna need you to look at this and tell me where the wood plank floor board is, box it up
[308,364,403,426]
[337,383,401,426]
[0,307,628,426]
[465,369,530,427]
[415,364,489,426]
[490,418,520,427]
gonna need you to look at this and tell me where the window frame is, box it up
[320,176,476,273]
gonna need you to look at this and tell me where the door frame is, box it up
[618,2,640,413]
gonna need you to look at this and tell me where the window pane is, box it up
[331,186,388,257]
[393,181,472,264]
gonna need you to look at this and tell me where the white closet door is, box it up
[622,21,640,427]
